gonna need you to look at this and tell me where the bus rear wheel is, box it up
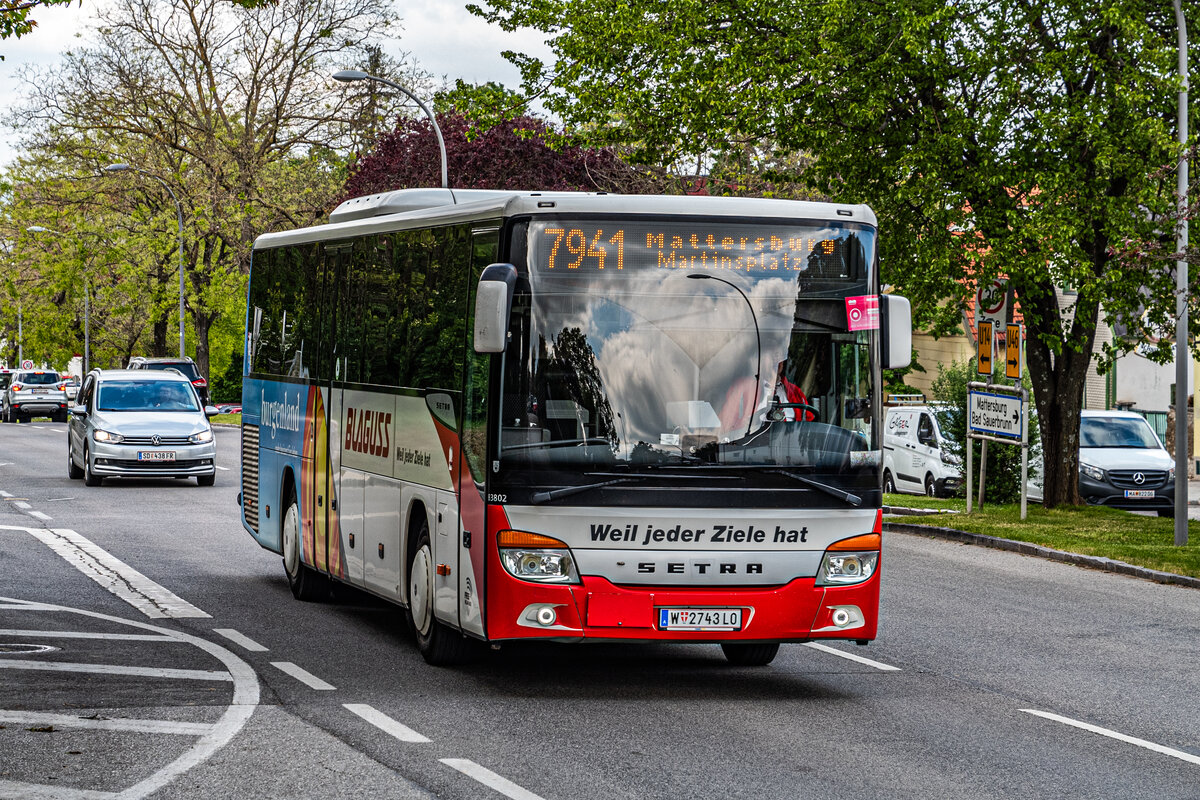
[720,642,780,666]
[282,494,327,601]
[406,522,476,666]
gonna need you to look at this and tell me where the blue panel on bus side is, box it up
[242,377,311,553]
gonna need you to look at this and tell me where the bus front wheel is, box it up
[282,495,328,601]
[720,642,780,666]
[406,522,476,666]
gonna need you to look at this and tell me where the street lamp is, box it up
[332,69,449,190]
[26,225,90,374]
[687,273,762,438]
[102,163,187,359]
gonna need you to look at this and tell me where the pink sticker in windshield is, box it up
[845,295,879,331]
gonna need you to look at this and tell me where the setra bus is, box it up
[239,188,911,666]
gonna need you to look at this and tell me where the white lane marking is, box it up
[271,661,336,690]
[215,465,230,471]
[29,511,52,521]
[804,642,901,671]
[1021,709,1200,767]
[24,527,210,618]
[0,659,232,682]
[212,628,268,652]
[0,710,214,736]
[0,629,178,642]
[13,501,31,509]
[440,759,546,800]
[0,596,261,800]
[343,703,431,743]
[0,779,114,799]
[0,491,11,497]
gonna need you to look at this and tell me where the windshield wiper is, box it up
[768,469,862,507]
[530,477,643,505]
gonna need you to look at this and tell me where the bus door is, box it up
[455,228,500,638]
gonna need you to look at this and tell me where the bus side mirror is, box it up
[881,294,912,369]
[474,263,518,354]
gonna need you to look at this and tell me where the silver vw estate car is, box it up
[67,369,218,486]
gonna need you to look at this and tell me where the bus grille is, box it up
[241,424,260,534]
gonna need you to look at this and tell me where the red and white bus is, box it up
[240,189,911,665]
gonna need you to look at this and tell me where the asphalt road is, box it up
[1,421,1198,799]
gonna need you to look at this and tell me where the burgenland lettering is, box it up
[261,389,302,441]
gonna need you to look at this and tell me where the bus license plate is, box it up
[1124,490,1154,499]
[657,607,742,631]
[138,451,176,462]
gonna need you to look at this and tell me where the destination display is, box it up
[531,220,869,279]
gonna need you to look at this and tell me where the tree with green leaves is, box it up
[12,0,401,381]
[471,0,1199,507]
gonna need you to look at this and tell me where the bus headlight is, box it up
[497,529,580,584]
[816,533,880,587]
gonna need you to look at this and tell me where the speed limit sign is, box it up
[20,359,32,370]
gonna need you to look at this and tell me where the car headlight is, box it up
[816,533,880,587]
[189,429,214,444]
[497,529,579,584]
[93,429,124,444]
[1079,462,1104,482]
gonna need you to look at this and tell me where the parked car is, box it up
[882,403,963,497]
[4,369,68,423]
[59,376,81,401]
[67,369,218,486]
[126,356,210,407]
[216,404,241,414]
[0,369,12,418]
[1076,410,1175,517]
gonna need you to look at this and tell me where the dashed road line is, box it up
[344,703,430,743]
[804,642,901,671]
[441,759,546,800]
[1021,709,1200,767]
[272,660,336,690]
[29,510,52,521]
[213,627,269,652]
[0,710,215,736]
[0,658,233,682]
[18,526,210,618]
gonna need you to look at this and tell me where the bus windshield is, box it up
[496,218,881,501]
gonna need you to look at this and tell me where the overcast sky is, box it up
[0,0,552,165]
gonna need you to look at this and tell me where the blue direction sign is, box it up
[968,390,1023,440]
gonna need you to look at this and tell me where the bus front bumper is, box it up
[486,573,880,644]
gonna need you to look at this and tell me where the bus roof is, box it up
[253,188,878,250]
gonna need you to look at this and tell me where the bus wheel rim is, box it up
[410,546,433,635]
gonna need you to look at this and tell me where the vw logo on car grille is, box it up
[151,434,161,446]
[1133,472,1145,485]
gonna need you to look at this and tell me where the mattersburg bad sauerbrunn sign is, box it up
[968,390,1023,440]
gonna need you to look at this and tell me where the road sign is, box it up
[976,279,1007,326]
[968,390,1023,440]
[977,321,994,375]
[20,359,32,370]
[1005,323,1023,380]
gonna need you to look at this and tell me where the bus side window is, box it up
[463,229,499,481]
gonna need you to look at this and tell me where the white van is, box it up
[883,405,963,497]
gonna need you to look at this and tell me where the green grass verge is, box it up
[211,413,241,424]
[884,494,1200,580]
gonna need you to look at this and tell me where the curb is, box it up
[885,520,1200,591]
